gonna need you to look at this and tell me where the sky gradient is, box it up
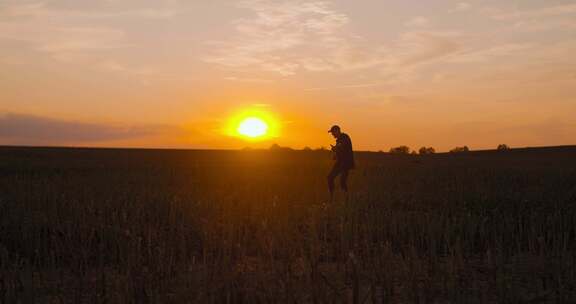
[1,0,575,151]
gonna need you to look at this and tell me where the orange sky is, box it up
[1,0,575,151]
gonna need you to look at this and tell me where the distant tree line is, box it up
[389,145,411,155]
[270,144,293,151]
[248,144,513,153]
[419,147,436,155]
[449,146,469,153]
[384,144,511,155]
[388,146,436,155]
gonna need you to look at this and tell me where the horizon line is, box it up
[1,144,576,154]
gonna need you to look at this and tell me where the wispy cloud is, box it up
[0,1,166,55]
[94,59,189,84]
[483,3,576,33]
[391,31,462,66]
[0,55,27,65]
[205,0,467,80]
[0,21,129,53]
[204,0,353,75]
[509,18,576,33]
[0,20,138,75]
[224,76,275,83]
[371,30,465,84]
[446,43,533,63]
[1,2,177,20]
[449,2,471,13]
[205,0,573,91]
[490,3,576,20]
[305,83,380,91]
[0,1,179,82]
[404,17,430,28]
[0,113,185,145]
[0,3,132,72]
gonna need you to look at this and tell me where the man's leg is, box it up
[340,169,349,192]
[327,166,340,201]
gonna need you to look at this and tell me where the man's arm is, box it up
[340,134,352,151]
[332,140,345,153]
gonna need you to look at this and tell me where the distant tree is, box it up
[497,144,510,151]
[418,146,436,155]
[450,146,470,153]
[411,150,418,155]
[302,146,312,151]
[315,146,328,152]
[389,145,411,155]
[270,144,293,151]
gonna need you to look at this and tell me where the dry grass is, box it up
[1,146,576,303]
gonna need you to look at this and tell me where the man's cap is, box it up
[328,125,341,133]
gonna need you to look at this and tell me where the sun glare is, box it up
[238,117,268,138]
[226,107,280,141]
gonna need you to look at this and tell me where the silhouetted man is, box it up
[327,125,354,200]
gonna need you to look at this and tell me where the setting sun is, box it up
[225,107,280,142]
[237,117,268,138]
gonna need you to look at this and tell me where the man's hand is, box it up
[331,145,337,160]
